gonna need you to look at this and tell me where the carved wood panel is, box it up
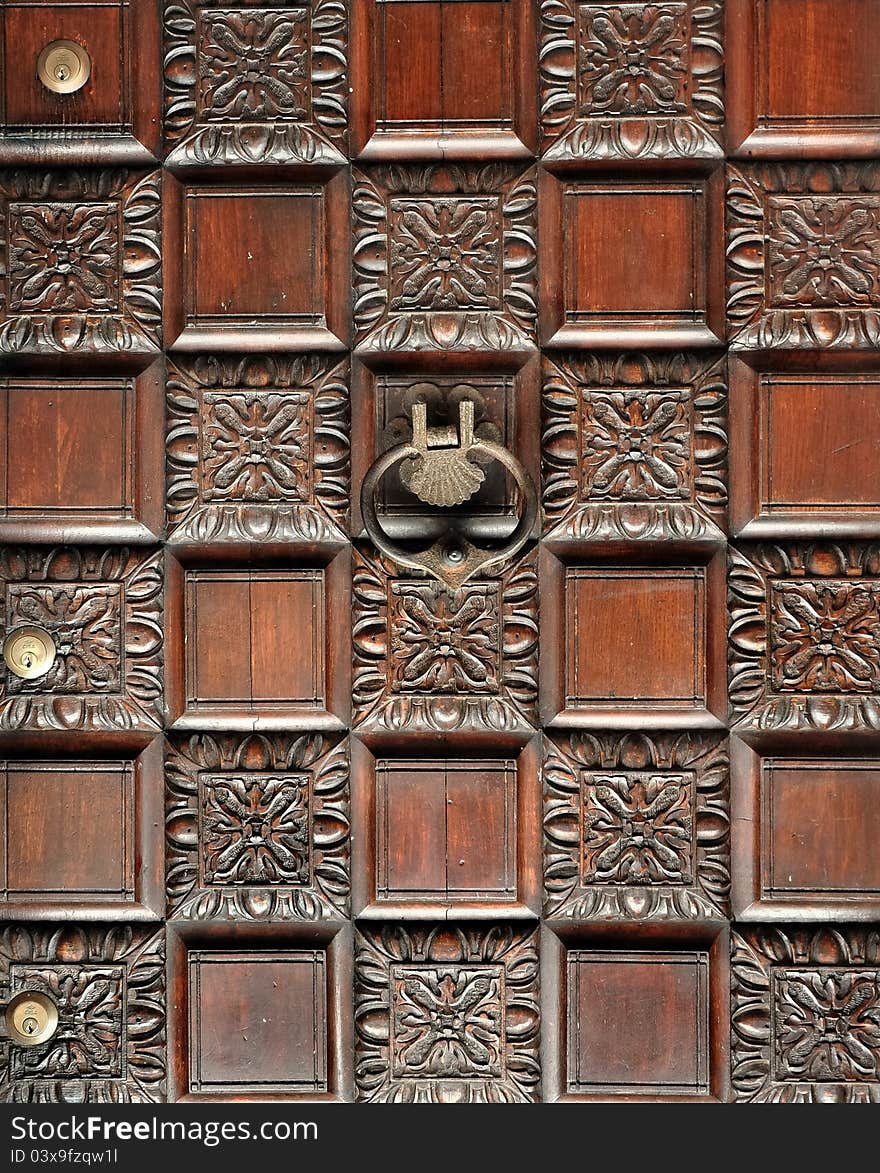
[1,0,878,1108]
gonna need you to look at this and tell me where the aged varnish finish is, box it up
[0,0,878,1105]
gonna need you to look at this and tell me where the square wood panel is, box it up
[354,923,540,1102]
[166,554,349,730]
[732,739,880,920]
[730,360,880,537]
[164,172,349,352]
[539,0,724,164]
[0,168,161,361]
[352,740,540,918]
[0,364,163,542]
[0,924,166,1103]
[166,733,349,921]
[726,162,880,350]
[352,163,537,357]
[0,546,163,737]
[0,0,160,164]
[728,542,880,735]
[541,550,727,728]
[351,358,540,541]
[541,352,728,546]
[351,0,536,159]
[544,732,729,921]
[543,925,729,1102]
[0,739,163,920]
[166,354,349,548]
[352,547,538,738]
[168,922,352,1102]
[163,0,348,167]
[727,0,880,156]
[732,926,880,1102]
[540,170,724,347]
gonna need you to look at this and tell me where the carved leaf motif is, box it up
[0,927,165,1104]
[355,925,540,1103]
[543,732,729,920]
[165,734,349,921]
[732,928,880,1103]
[0,548,163,734]
[163,0,348,165]
[0,171,162,356]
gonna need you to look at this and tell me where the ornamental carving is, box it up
[166,733,349,920]
[166,355,349,545]
[544,731,729,920]
[542,353,727,543]
[732,927,880,1103]
[0,171,161,357]
[163,0,348,165]
[8,203,119,313]
[0,548,163,734]
[0,926,165,1104]
[540,0,723,161]
[727,163,880,350]
[352,164,537,353]
[352,549,538,735]
[355,925,540,1103]
[728,543,880,733]
[197,8,310,122]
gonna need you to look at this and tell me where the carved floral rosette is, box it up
[166,733,350,921]
[0,925,165,1103]
[731,926,880,1104]
[0,169,162,356]
[352,546,539,735]
[539,0,724,163]
[0,547,163,734]
[163,0,348,166]
[542,352,727,544]
[166,354,350,545]
[727,162,880,350]
[352,163,538,353]
[728,542,880,734]
[543,731,730,920]
[354,923,540,1103]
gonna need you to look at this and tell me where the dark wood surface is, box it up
[0,0,879,1105]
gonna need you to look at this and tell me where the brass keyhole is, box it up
[5,992,59,1047]
[37,40,91,95]
[3,626,56,680]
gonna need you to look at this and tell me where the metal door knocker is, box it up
[361,399,537,590]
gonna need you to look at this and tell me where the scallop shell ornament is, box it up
[401,450,485,506]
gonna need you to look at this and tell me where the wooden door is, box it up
[0,0,878,1106]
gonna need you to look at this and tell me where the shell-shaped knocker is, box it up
[399,399,485,507]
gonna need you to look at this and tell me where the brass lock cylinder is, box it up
[5,991,59,1047]
[37,40,91,95]
[3,626,56,680]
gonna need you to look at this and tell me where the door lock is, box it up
[3,626,56,680]
[362,399,537,590]
[37,40,91,94]
[5,991,59,1047]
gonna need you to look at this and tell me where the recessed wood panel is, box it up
[375,759,517,901]
[184,570,326,714]
[566,950,709,1096]
[540,172,724,348]
[166,173,349,351]
[732,741,880,920]
[565,568,705,706]
[188,950,327,1095]
[0,0,160,162]
[731,362,880,536]
[2,762,132,902]
[353,0,535,158]
[727,0,880,155]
